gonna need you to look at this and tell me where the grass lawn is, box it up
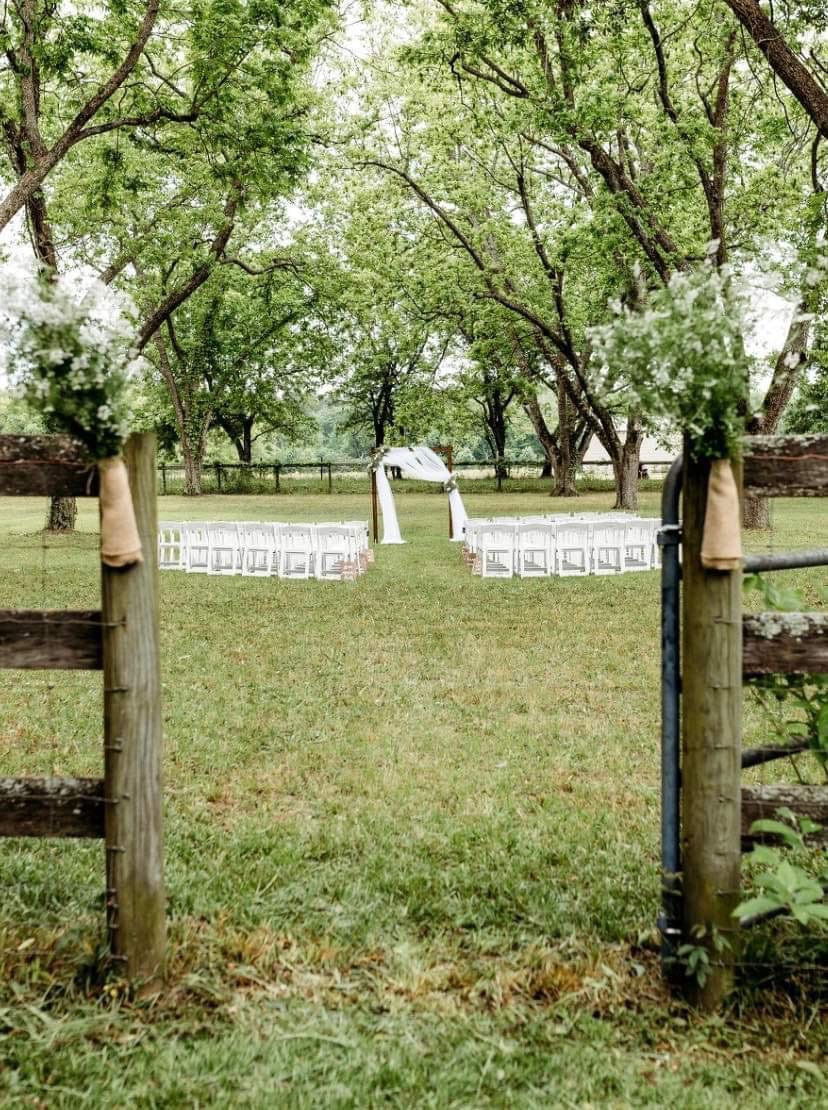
[1,489,826,1107]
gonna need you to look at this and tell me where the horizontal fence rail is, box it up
[0,609,104,670]
[741,785,828,847]
[0,434,99,497]
[744,433,828,497]
[742,612,828,676]
[0,777,105,838]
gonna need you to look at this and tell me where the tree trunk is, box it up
[522,392,562,489]
[613,427,642,511]
[722,0,828,139]
[45,496,77,533]
[226,417,253,464]
[742,493,770,530]
[556,452,578,498]
[575,426,592,469]
[552,387,578,497]
[484,388,510,482]
[182,448,202,496]
[152,335,208,495]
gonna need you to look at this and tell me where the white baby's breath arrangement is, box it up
[589,257,750,459]
[0,254,140,460]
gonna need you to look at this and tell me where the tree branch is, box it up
[0,0,161,231]
[136,183,241,350]
[722,0,828,137]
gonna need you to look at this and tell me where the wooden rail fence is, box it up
[0,434,165,984]
[679,434,828,1008]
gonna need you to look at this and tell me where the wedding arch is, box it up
[369,445,468,544]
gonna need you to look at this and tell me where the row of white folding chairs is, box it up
[462,514,648,556]
[463,512,643,556]
[467,519,662,578]
[158,521,371,581]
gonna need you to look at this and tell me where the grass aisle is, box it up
[1,491,826,1107]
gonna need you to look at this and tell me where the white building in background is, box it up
[581,431,679,476]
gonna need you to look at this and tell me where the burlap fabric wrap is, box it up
[700,458,741,571]
[99,456,143,568]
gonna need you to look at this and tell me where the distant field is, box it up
[1,491,825,1107]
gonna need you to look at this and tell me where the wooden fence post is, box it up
[681,452,742,1009]
[101,433,165,985]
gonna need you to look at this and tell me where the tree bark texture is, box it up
[612,424,643,511]
[46,495,77,533]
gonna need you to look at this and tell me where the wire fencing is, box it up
[157,458,672,496]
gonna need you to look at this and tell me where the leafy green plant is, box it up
[735,811,828,928]
[677,923,732,988]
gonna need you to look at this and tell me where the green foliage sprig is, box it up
[735,811,828,928]
[589,259,751,460]
[677,923,731,988]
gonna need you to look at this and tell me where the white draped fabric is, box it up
[373,445,468,544]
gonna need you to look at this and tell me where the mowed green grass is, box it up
[1,490,826,1108]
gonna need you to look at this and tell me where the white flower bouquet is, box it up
[1,255,145,566]
[590,259,751,571]
[590,260,750,462]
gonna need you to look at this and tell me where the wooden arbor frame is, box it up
[664,433,828,1009]
[0,434,165,984]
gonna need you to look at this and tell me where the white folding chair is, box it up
[591,523,626,575]
[315,525,359,581]
[342,522,371,572]
[207,522,240,575]
[279,525,314,579]
[624,521,655,571]
[651,518,663,569]
[556,523,591,576]
[184,522,209,573]
[516,523,553,577]
[463,520,484,568]
[240,522,279,577]
[479,525,516,578]
[158,521,185,570]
